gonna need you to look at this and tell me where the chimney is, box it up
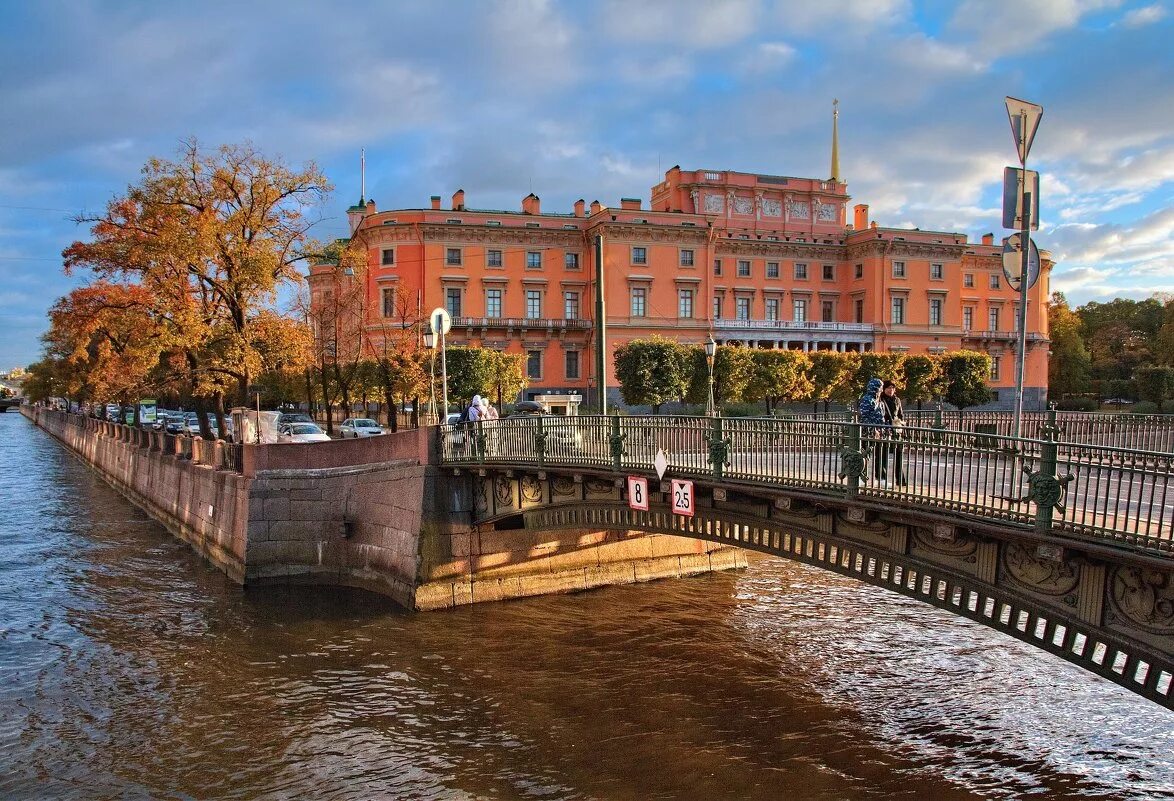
[430,195,441,210]
[854,204,869,231]
[590,200,602,215]
[982,232,994,246]
[365,199,377,213]
[620,197,641,210]
[452,189,465,211]
[870,220,878,229]
[522,193,541,215]
[574,199,585,218]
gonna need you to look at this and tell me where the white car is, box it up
[340,418,383,438]
[278,423,331,443]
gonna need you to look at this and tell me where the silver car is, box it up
[340,418,383,437]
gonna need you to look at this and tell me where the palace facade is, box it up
[309,159,1051,410]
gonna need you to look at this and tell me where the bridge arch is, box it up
[471,488,1174,711]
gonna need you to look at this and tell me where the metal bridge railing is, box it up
[439,415,1174,555]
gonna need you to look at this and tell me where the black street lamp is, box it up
[705,336,717,416]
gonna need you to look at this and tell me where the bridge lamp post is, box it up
[423,330,438,425]
[705,336,717,417]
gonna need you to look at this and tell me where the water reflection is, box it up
[1,412,1171,800]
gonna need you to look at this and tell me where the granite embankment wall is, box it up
[24,407,745,609]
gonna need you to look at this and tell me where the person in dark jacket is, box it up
[878,380,907,486]
[858,378,887,483]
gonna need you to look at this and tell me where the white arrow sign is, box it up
[1005,96,1043,165]
[429,307,452,336]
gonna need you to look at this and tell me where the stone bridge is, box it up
[440,413,1174,710]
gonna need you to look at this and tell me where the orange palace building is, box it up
[309,153,1051,411]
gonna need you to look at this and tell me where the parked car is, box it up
[276,411,314,426]
[444,412,466,447]
[277,423,331,443]
[164,417,188,435]
[340,418,383,438]
[502,409,583,451]
[183,413,220,438]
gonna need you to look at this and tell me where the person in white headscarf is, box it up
[479,396,497,421]
[467,395,482,423]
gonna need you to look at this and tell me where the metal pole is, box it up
[1012,108,1031,440]
[428,349,437,426]
[706,356,716,416]
[594,233,607,414]
[439,318,449,423]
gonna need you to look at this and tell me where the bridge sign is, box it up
[627,476,649,511]
[670,479,695,517]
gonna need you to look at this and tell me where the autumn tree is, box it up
[807,351,859,411]
[62,139,323,421]
[485,349,528,412]
[1047,292,1092,399]
[901,354,944,409]
[940,351,992,410]
[745,350,813,413]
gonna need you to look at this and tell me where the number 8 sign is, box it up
[671,479,695,517]
[627,476,649,511]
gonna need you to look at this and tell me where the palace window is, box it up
[766,298,779,320]
[963,307,973,330]
[564,291,580,320]
[929,298,943,326]
[855,263,863,279]
[713,258,723,276]
[526,350,543,380]
[630,288,646,317]
[485,289,502,318]
[766,262,779,278]
[822,300,834,322]
[632,246,647,265]
[526,251,542,269]
[793,298,808,322]
[892,261,906,278]
[736,297,750,320]
[712,295,722,320]
[990,355,1002,381]
[823,264,835,281]
[680,249,695,267]
[446,248,462,266]
[678,289,694,319]
[487,249,503,268]
[565,350,580,379]
[565,252,580,270]
[525,289,542,319]
[795,263,808,280]
[990,274,1001,289]
[381,287,396,318]
[445,288,462,317]
[964,273,974,288]
[891,296,906,325]
[737,260,751,277]
[989,307,1000,330]
[380,248,395,266]
[855,299,864,323]
[930,263,944,280]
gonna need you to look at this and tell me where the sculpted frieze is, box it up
[718,241,844,260]
[704,193,724,213]
[1109,566,1174,635]
[762,199,782,217]
[733,196,754,215]
[787,199,810,220]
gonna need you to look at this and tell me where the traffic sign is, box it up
[653,448,669,480]
[1002,166,1039,231]
[1005,96,1043,165]
[627,476,649,511]
[670,479,695,517]
[1002,233,1041,291]
[429,307,452,336]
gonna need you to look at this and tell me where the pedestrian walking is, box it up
[879,380,907,486]
[857,377,888,484]
[479,396,498,455]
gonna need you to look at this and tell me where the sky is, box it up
[0,0,1171,369]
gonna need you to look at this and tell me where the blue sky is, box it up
[1,0,1171,368]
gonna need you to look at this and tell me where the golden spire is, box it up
[830,99,841,183]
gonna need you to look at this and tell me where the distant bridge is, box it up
[439,412,1174,710]
[0,398,24,412]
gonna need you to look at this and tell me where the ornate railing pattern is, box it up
[439,414,1174,555]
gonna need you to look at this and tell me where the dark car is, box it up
[276,411,314,426]
[507,400,547,416]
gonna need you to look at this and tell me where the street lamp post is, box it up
[423,330,437,425]
[705,336,717,416]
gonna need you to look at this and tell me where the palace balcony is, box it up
[453,316,594,331]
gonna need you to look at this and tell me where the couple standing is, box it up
[859,378,906,486]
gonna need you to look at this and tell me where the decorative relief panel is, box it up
[733,196,754,215]
[816,200,838,221]
[494,475,514,509]
[1109,567,1174,635]
[787,199,810,220]
[520,475,543,504]
[1002,542,1079,596]
[550,474,577,499]
[762,199,782,217]
[912,527,977,558]
[473,479,489,516]
[704,194,725,214]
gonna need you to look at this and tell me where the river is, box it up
[1,411,1171,800]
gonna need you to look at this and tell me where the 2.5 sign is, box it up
[670,479,695,517]
[627,476,649,511]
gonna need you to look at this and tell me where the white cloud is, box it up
[1117,3,1167,26]
[947,0,1122,58]
[738,42,798,74]
[600,0,760,47]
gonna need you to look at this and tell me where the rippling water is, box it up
[1,411,1172,800]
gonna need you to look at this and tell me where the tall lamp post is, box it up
[705,336,717,416]
[423,329,438,425]
[429,307,452,424]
